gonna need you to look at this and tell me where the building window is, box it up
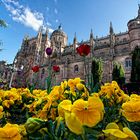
[74,65,79,73]
[123,38,127,42]
[125,58,132,69]
[138,33,140,38]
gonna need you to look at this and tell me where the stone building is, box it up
[0,60,13,88]
[13,6,140,88]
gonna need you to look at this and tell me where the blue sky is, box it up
[0,0,139,64]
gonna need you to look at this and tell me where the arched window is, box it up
[125,58,132,69]
[74,65,79,73]
[123,38,127,42]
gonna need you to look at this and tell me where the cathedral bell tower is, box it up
[127,5,140,50]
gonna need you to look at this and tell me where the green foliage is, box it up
[91,57,103,92]
[112,62,125,86]
[130,46,140,82]
[0,19,7,28]
[0,18,7,51]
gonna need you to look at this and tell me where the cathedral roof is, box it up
[62,46,73,55]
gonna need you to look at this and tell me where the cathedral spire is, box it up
[36,26,43,50]
[45,27,49,41]
[38,26,43,34]
[90,29,93,39]
[73,32,77,56]
[138,4,140,17]
[45,27,50,47]
[109,22,114,34]
[73,32,77,43]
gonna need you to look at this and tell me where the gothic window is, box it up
[74,65,79,73]
[125,58,132,69]
[123,38,127,42]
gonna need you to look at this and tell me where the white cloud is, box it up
[54,8,58,14]
[46,22,51,26]
[48,28,54,33]
[2,0,53,32]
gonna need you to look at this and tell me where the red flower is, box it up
[76,44,90,56]
[53,65,60,72]
[32,66,40,73]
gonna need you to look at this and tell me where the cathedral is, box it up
[12,6,140,88]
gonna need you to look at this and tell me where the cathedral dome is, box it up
[127,5,140,30]
[51,25,67,37]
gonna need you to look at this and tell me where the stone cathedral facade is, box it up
[13,6,140,88]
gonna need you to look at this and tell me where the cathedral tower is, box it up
[50,25,68,58]
[128,4,140,50]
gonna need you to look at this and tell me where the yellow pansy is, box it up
[72,96,104,127]
[0,106,3,119]
[73,77,82,85]
[0,123,21,140]
[2,100,14,108]
[99,81,129,104]
[103,122,138,140]
[59,81,68,93]
[122,99,140,122]
[0,106,3,112]
[76,83,84,91]
[58,100,72,118]
[68,79,75,88]
[123,127,138,140]
[65,112,83,135]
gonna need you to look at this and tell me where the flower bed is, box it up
[0,78,139,140]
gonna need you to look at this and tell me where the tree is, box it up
[91,58,103,92]
[0,19,7,27]
[0,19,7,51]
[130,46,140,82]
[112,62,125,86]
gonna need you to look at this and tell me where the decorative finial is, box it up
[138,3,140,16]
[91,28,93,33]
[46,26,49,34]
[73,32,77,43]
[110,21,114,34]
[74,32,76,38]
[38,26,43,32]
[90,28,93,38]
[58,24,62,30]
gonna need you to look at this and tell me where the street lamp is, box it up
[9,59,24,88]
